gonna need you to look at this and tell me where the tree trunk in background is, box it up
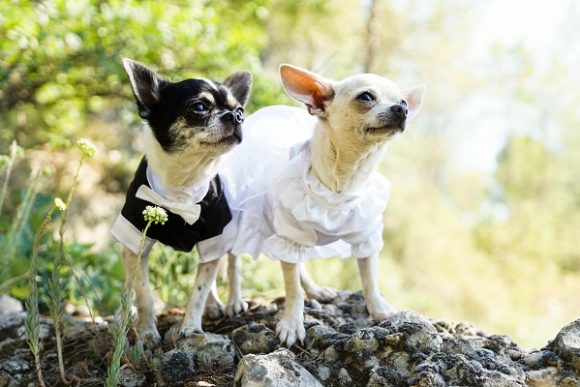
[364,0,381,73]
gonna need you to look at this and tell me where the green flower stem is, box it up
[138,221,153,261]
[105,219,154,387]
[49,154,87,385]
[106,206,166,386]
[25,205,56,387]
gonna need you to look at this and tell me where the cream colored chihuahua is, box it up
[224,64,425,346]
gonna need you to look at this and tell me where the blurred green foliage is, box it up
[1,0,579,351]
[0,0,288,149]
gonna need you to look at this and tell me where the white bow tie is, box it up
[135,185,201,225]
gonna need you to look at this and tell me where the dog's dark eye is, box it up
[192,102,208,112]
[357,92,375,102]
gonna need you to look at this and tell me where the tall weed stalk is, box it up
[25,201,60,387]
[105,206,167,387]
[47,139,96,384]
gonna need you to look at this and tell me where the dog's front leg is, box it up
[357,253,398,321]
[204,281,225,319]
[299,263,337,302]
[276,261,305,346]
[121,247,161,344]
[225,252,248,316]
[180,259,221,337]
[204,255,225,319]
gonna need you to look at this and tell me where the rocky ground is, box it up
[0,292,579,387]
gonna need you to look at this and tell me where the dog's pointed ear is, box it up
[224,70,253,107]
[401,84,426,121]
[122,58,165,119]
[280,64,334,117]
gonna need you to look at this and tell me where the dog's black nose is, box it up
[221,111,244,124]
[221,111,235,124]
[390,103,407,118]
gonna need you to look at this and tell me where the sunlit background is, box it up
[1,0,579,350]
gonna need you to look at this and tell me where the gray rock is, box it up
[15,320,51,341]
[344,328,379,353]
[305,299,322,310]
[305,324,347,352]
[337,367,352,387]
[525,367,560,386]
[231,323,280,355]
[379,351,413,379]
[307,364,330,382]
[178,332,236,372]
[0,372,27,387]
[234,348,322,387]
[484,334,523,359]
[0,359,31,375]
[366,367,407,386]
[0,372,11,387]
[0,312,25,341]
[0,295,22,315]
[526,367,580,387]
[548,319,580,372]
[407,367,446,387]
[161,349,196,383]
[322,345,340,362]
[442,352,526,386]
[378,312,442,353]
[61,314,88,338]
[441,335,483,354]
[119,366,146,387]
[522,350,560,368]
[0,348,31,387]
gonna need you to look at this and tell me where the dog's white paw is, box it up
[305,286,338,303]
[204,299,225,320]
[225,299,248,317]
[136,323,162,347]
[276,315,305,347]
[366,295,398,321]
[179,314,204,338]
[179,326,204,339]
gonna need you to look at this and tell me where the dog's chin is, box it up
[365,125,404,138]
[200,133,242,148]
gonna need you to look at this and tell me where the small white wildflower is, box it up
[54,197,67,211]
[77,138,97,158]
[142,206,168,225]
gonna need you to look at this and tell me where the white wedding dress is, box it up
[222,105,391,263]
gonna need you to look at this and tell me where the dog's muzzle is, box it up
[220,111,245,125]
[390,103,407,130]
[368,104,408,133]
[220,111,244,143]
